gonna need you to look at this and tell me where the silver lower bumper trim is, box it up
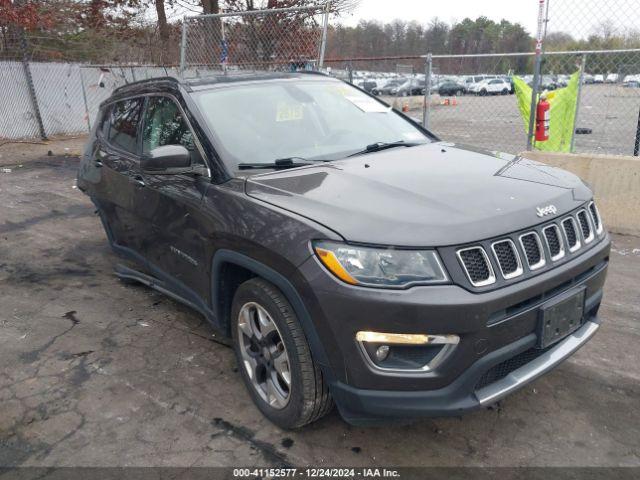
[475,320,600,406]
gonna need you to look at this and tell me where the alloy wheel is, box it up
[237,302,291,409]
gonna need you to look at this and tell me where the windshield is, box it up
[193,79,432,168]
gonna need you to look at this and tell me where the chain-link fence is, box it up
[179,4,330,74]
[326,46,640,156]
[542,0,640,155]
[539,49,640,154]
[2,0,639,156]
[324,53,536,154]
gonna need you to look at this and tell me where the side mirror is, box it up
[141,145,192,174]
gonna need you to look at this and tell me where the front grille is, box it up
[457,247,495,287]
[543,225,564,260]
[475,347,552,391]
[577,210,594,243]
[519,232,545,270]
[589,202,602,234]
[452,202,602,289]
[492,240,522,279]
[562,217,579,251]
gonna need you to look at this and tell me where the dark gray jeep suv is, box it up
[77,72,610,429]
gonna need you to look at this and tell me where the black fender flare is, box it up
[211,250,336,384]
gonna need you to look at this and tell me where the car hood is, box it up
[245,142,592,246]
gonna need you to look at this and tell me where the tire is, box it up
[231,278,333,429]
[501,88,509,95]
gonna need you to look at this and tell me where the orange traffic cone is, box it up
[402,102,410,112]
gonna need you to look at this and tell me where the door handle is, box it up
[94,160,103,168]
[132,175,146,187]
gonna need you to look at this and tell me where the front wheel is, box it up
[231,278,333,429]
[479,89,487,96]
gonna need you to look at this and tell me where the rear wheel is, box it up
[231,278,333,429]
[501,88,509,95]
[479,89,487,96]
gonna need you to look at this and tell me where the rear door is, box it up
[135,95,212,299]
[91,97,145,251]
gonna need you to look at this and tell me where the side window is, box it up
[142,96,201,163]
[98,105,111,138]
[108,98,143,153]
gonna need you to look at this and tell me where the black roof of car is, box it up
[111,70,333,97]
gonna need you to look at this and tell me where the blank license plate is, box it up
[537,288,586,349]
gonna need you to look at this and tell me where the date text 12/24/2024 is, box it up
[233,468,401,478]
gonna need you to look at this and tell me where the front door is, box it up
[135,95,212,300]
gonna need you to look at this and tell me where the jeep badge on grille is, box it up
[536,205,557,217]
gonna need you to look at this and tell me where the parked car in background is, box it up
[556,75,570,88]
[358,80,378,93]
[593,74,605,83]
[538,75,558,91]
[437,80,466,96]
[394,78,426,96]
[582,74,595,84]
[464,75,486,90]
[469,78,511,95]
[78,72,610,429]
[500,76,515,94]
[372,79,404,96]
[605,73,619,83]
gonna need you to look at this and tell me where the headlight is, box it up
[313,241,448,288]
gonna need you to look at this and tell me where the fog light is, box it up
[375,345,390,362]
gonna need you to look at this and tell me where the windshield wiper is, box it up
[347,140,423,158]
[238,157,327,170]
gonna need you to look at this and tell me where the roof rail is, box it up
[112,76,181,94]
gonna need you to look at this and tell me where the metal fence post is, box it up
[79,68,91,132]
[423,53,432,129]
[318,0,331,69]
[179,16,188,75]
[634,107,640,156]
[19,30,47,140]
[527,0,547,150]
[570,53,587,153]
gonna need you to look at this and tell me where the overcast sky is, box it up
[339,0,541,34]
[335,0,639,39]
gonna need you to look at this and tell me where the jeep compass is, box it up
[77,72,610,428]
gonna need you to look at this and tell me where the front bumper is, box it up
[296,235,610,423]
[330,319,599,424]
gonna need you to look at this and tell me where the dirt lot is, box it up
[1,138,639,468]
[405,84,640,156]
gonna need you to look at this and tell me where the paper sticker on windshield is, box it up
[276,102,304,122]
[344,95,390,113]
